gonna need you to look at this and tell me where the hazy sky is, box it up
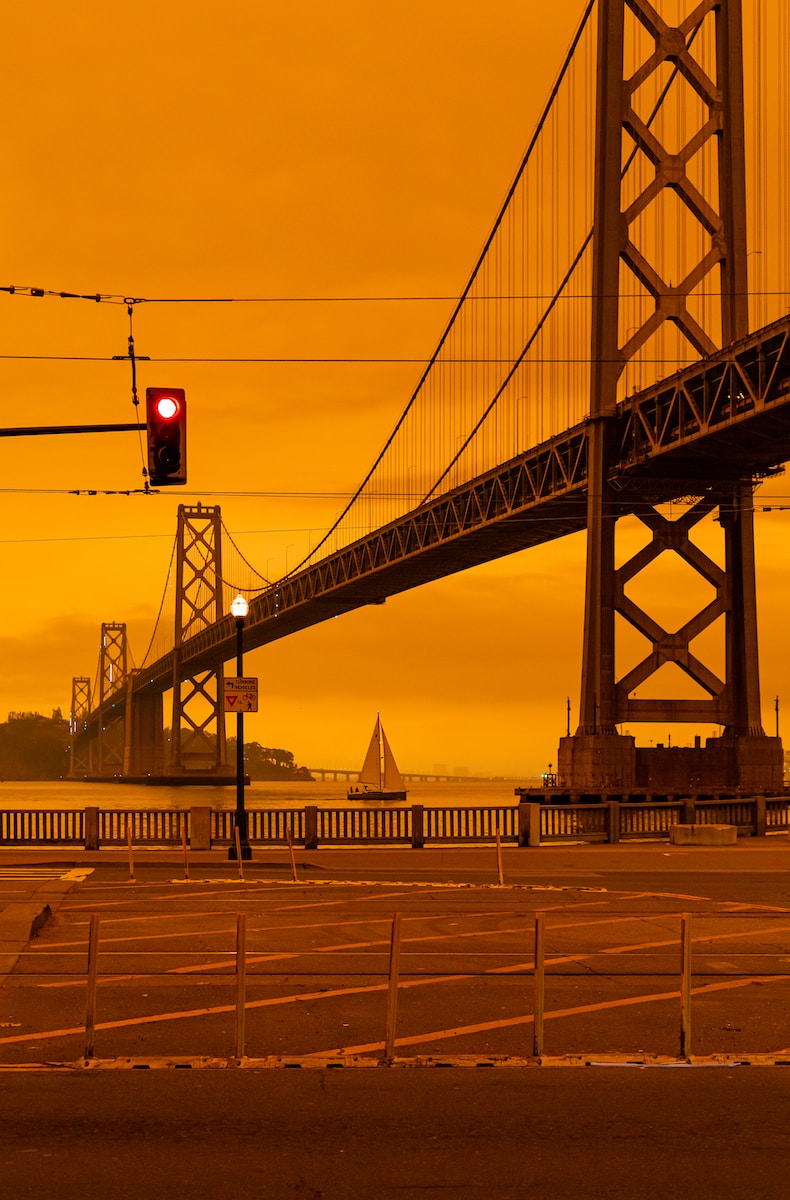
[2,1,788,777]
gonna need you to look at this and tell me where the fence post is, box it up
[304,806,318,851]
[234,914,247,1062]
[683,797,696,826]
[607,801,621,844]
[126,823,136,884]
[84,807,99,851]
[519,802,541,847]
[383,912,402,1061]
[182,822,190,882]
[411,804,424,849]
[754,796,767,837]
[84,914,100,1060]
[533,912,545,1058]
[285,825,298,882]
[680,913,692,1059]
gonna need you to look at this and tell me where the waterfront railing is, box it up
[0,795,787,849]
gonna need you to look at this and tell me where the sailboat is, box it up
[348,713,408,802]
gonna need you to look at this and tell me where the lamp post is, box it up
[229,594,252,860]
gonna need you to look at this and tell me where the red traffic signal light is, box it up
[145,388,186,486]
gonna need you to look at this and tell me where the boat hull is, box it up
[348,789,408,802]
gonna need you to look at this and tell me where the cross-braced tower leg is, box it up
[169,503,229,776]
[559,0,782,793]
[95,622,128,776]
[68,676,92,777]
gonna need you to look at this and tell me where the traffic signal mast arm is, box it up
[0,423,144,436]
[1,387,186,487]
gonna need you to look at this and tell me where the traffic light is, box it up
[145,387,186,486]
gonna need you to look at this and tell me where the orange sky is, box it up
[2,1,788,777]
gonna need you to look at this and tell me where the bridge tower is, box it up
[169,503,230,776]
[93,622,129,775]
[67,676,92,777]
[559,0,782,792]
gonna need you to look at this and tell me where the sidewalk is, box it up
[1,836,789,871]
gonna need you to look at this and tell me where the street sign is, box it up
[224,676,259,712]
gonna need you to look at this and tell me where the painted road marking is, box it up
[1,971,787,1050]
[320,973,790,1056]
[34,909,627,986]
[0,868,93,882]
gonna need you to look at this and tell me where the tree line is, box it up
[0,712,312,781]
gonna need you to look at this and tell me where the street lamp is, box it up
[229,594,252,860]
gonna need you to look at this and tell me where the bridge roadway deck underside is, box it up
[84,316,790,733]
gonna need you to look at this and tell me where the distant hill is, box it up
[229,739,313,781]
[0,711,70,780]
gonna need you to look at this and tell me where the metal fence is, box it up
[315,806,411,845]
[98,810,186,845]
[0,795,787,848]
[212,809,306,844]
[0,809,84,845]
[422,806,517,844]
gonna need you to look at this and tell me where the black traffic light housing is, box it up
[145,387,186,485]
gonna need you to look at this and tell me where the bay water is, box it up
[0,778,537,814]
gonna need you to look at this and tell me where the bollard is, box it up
[234,827,245,881]
[84,914,100,1060]
[680,913,692,1058]
[383,912,402,1061]
[285,825,298,883]
[495,824,504,885]
[126,823,136,884]
[182,822,190,882]
[533,912,545,1058]
[234,913,247,1061]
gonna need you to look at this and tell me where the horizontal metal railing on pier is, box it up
[0,795,787,849]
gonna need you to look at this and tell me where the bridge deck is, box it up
[84,314,790,734]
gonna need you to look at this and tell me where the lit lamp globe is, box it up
[231,595,249,621]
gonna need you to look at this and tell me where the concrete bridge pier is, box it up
[557,733,784,794]
[123,685,166,778]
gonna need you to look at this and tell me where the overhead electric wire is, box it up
[3,284,782,305]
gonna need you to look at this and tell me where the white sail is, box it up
[379,724,404,791]
[358,717,385,789]
[355,714,405,795]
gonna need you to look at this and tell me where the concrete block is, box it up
[669,823,737,846]
[189,806,212,850]
[518,802,541,847]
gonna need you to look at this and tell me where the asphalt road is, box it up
[2,1068,790,1200]
[2,843,790,1199]
[2,842,790,1066]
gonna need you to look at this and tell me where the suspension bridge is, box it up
[69,0,790,796]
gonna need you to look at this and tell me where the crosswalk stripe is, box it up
[0,867,93,881]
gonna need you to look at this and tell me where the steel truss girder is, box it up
[615,318,790,474]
